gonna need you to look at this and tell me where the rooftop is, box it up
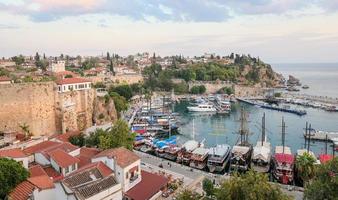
[52,131,82,143]
[125,170,169,200]
[56,77,91,85]
[49,149,80,168]
[0,148,26,158]
[8,180,35,200]
[0,76,11,82]
[77,147,101,168]
[93,147,140,168]
[62,161,117,200]
[23,141,61,155]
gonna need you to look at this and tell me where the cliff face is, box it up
[239,65,283,87]
[93,96,118,125]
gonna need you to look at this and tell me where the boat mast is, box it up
[239,108,249,144]
[325,134,328,155]
[192,118,195,140]
[307,123,312,153]
[282,117,285,154]
[304,122,308,149]
[261,112,266,146]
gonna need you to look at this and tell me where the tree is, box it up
[108,93,128,113]
[69,134,85,147]
[295,152,316,185]
[11,55,25,66]
[176,189,201,200]
[110,85,133,100]
[107,52,110,60]
[85,128,108,147]
[0,158,29,199]
[202,178,214,197]
[34,52,40,62]
[304,157,338,200]
[215,171,291,200]
[190,85,206,94]
[19,123,32,139]
[218,87,234,95]
[98,119,136,150]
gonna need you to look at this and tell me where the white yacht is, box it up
[187,104,216,112]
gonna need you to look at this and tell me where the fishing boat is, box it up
[230,109,253,172]
[271,118,295,185]
[251,113,271,173]
[189,147,209,170]
[187,104,217,112]
[207,144,231,173]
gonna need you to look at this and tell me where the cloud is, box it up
[0,24,20,29]
[0,0,336,22]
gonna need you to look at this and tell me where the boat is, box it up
[189,147,209,170]
[176,140,200,165]
[207,144,231,173]
[271,118,294,185]
[215,96,231,113]
[153,136,177,158]
[302,85,309,89]
[251,113,271,173]
[163,145,181,161]
[230,109,253,172]
[187,104,217,112]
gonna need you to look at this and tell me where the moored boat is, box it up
[187,104,217,112]
[272,146,294,184]
[189,147,209,170]
[207,144,231,173]
[176,140,200,165]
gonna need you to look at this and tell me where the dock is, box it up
[304,131,338,141]
[237,98,307,116]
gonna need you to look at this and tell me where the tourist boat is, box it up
[230,142,253,172]
[189,147,209,170]
[207,144,231,173]
[153,136,177,158]
[176,140,200,165]
[187,104,216,112]
[251,113,272,173]
[163,145,181,161]
[230,109,253,172]
[271,118,294,184]
[215,96,231,113]
[272,146,294,184]
[251,141,271,173]
[139,138,154,154]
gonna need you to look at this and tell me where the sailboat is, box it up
[230,108,253,172]
[271,118,295,185]
[251,113,272,173]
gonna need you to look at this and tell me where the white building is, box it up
[49,60,66,73]
[92,147,142,192]
[0,148,29,168]
[56,77,92,93]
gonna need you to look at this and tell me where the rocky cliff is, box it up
[93,96,118,125]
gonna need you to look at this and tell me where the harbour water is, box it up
[175,63,338,156]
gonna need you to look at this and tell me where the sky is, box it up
[0,0,338,63]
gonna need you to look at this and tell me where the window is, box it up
[64,86,66,91]
[65,167,69,174]
[75,85,78,89]
[72,164,76,171]
[58,86,61,92]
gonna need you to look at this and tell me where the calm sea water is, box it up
[175,63,338,156]
[273,63,338,98]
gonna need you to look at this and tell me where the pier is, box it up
[304,131,338,142]
[237,98,307,116]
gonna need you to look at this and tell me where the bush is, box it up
[218,87,234,95]
[190,85,206,94]
[109,84,133,100]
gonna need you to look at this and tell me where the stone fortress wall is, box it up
[0,82,96,136]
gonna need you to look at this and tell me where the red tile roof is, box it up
[125,170,169,200]
[0,148,26,158]
[77,147,101,167]
[49,149,80,168]
[0,76,11,82]
[29,165,47,177]
[28,175,54,190]
[8,180,35,200]
[56,77,91,85]
[23,141,61,155]
[43,166,64,182]
[73,161,113,177]
[93,147,140,168]
[54,131,81,142]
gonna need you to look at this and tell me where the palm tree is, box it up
[296,152,316,185]
[19,123,32,139]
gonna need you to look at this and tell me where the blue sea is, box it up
[175,63,338,156]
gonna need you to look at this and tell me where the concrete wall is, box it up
[0,82,59,136]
